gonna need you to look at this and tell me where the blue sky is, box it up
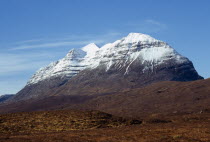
[0,0,210,95]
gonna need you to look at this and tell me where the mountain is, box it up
[10,33,203,102]
[0,94,14,103]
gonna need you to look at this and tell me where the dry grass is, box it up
[0,110,210,142]
[0,110,140,134]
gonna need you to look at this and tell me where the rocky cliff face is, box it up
[12,33,203,101]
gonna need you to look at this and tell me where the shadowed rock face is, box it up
[10,33,203,102]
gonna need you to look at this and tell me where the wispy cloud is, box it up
[11,40,104,50]
[126,19,167,33]
[16,39,45,44]
[10,32,122,50]
[144,19,167,30]
[0,53,56,76]
[8,22,166,51]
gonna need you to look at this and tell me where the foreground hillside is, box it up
[0,79,210,141]
[83,78,210,118]
[1,79,210,118]
[0,110,210,142]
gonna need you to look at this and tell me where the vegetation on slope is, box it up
[0,110,141,134]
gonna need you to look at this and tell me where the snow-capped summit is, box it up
[121,33,159,44]
[26,33,201,86]
[81,43,99,57]
[90,33,187,73]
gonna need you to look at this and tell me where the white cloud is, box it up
[0,53,58,76]
[126,19,167,33]
[16,39,45,44]
[10,32,122,50]
[11,40,104,50]
[145,19,167,30]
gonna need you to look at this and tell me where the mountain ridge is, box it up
[27,33,198,86]
[9,32,203,102]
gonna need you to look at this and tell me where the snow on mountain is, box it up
[27,49,85,85]
[82,43,99,57]
[88,33,188,73]
[121,33,158,44]
[27,33,189,85]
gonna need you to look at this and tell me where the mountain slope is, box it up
[82,78,210,118]
[1,79,210,117]
[11,33,203,102]
[0,94,14,103]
